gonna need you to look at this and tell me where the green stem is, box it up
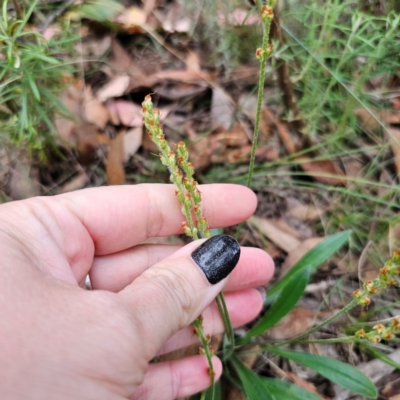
[291,298,359,342]
[193,316,215,400]
[215,293,235,359]
[236,11,273,240]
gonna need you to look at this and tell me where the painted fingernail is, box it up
[191,234,241,284]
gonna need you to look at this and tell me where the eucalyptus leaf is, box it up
[269,348,377,398]
[242,266,311,341]
[262,378,322,400]
[231,355,276,400]
[267,230,351,304]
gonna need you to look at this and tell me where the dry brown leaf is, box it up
[96,75,130,102]
[211,88,235,130]
[83,87,109,130]
[123,127,143,162]
[286,201,322,222]
[159,2,191,33]
[281,237,324,276]
[285,371,326,399]
[114,6,147,29]
[186,51,201,73]
[152,69,212,83]
[74,122,99,165]
[248,216,301,253]
[111,38,132,72]
[107,100,143,127]
[298,157,347,186]
[106,132,125,185]
[268,307,314,340]
[54,84,82,144]
[355,108,400,130]
[388,127,400,175]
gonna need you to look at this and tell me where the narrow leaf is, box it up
[242,267,311,340]
[267,230,351,303]
[231,355,276,400]
[362,343,400,370]
[261,378,322,400]
[269,348,377,399]
[26,72,41,101]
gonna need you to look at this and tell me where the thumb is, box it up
[118,234,240,360]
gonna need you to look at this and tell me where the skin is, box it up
[0,184,274,400]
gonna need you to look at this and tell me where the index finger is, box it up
[56,184,257,255]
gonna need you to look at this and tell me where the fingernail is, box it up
[191,234,241,284]
[255,286,267,304]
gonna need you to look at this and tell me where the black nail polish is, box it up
[191,234,241,284]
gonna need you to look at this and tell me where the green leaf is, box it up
[261,378,322,400]
[231,355,276,400]
[242,267,311,341]
[26,72,41,101]
[267,231,351,303]
[269,348,377,399]
[79,0,124,22]
[361,343,400,370]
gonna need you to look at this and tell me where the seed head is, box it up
[260,5,274,21]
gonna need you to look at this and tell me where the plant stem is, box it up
[215,292,235,359]
[193,316,215,400]
[290,298,359,342]
[236,4,274,240]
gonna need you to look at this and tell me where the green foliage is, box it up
[231,355,276,400]
[269,348,378,398]
[261,378,322,400]
[0,0,77,157]
[241,266,311,340]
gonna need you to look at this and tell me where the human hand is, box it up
[0,184,274,400]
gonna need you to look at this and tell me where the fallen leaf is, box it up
[268,307,315,340]
[106,100,143,127]
[159,2,191,33]
[211,87,235,130]
[123,127,143,162]
[74,122,99,165]
[186,51,201,73]
[114,6,147,30]
[355,108,400,130]
[54,84,82,144]
[96,75,130,102]
[83,86,109,130]
[248,216,301,253]
[281,237,324,276]
[388,127,400,175]
[286,198,323,221]
[106,132,125,185]
[297,157,347,186]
